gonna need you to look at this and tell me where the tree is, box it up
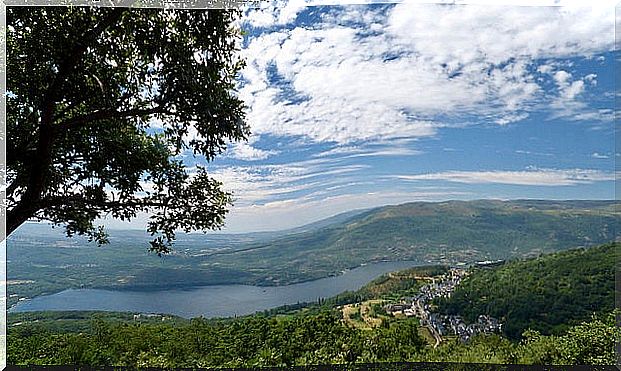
[556,310,620,365]
[6,6,248,253]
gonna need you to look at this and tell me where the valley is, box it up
[7,199,619,308]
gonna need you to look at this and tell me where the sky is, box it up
[104,0,618,233]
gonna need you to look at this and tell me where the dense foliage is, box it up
[8,309,618,367]
[8,310,426,367]
[7,7,248,253]
[436,242,617,339]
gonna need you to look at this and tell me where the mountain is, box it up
[203,199,619,283]
[8,199,619,304]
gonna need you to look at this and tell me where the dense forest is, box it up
[9,311,426,367]
[435,242,617,339]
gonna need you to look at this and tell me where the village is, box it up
[383,267,503,345]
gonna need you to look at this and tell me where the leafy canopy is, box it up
[7,6,248,253]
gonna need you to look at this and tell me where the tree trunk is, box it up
[7,113,55,237]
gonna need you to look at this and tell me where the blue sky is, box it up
[104,1,618,233]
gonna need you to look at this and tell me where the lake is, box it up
[11,260,425,318]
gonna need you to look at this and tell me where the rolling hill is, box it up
[8,199,619,304]
[202,199,619,284]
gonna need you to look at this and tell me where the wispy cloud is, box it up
[539,68,613,123]
[591,152,610,159]
[515,150,554,157]
[391,168,615,186]
[208,158,371,206]
[228,143,280,161]
[313,144,422,158]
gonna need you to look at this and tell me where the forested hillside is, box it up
[7,309,618,367]
[436,242,617,339]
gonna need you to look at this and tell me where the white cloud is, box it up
[547,103,615,124]
[537,66,610,121]
[344,147,423,158]
[313,144,422,158]
[228,143,280,161]
[244,0,309,28]
[563,80,585,100]
[241,24,447,143]
[387,4,614,63]
[537,64,554,74]
[392,168,615,186]
[312,145,365,158]
[553,70,572,85]
[208,159,371,206]
[495,112,529,126]
[239,3,614,146]
[553,70,585,99]
[591,152,609,159]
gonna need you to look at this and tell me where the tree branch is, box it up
[55,106,171,132]
[42,8,127,123]
[8,8,128,238]
[5,178,23,199]
[39,195,168,211]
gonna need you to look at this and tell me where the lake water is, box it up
[11,261,424,318]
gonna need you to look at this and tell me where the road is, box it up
[412,300,442,348]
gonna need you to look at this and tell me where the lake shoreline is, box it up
[88,260,447,293]
[10,260,430,319]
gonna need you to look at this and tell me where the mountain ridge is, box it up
[8,199,619,306]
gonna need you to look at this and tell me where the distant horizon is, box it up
[15,197,619,236]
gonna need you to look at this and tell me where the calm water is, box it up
[11,261,424,318]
